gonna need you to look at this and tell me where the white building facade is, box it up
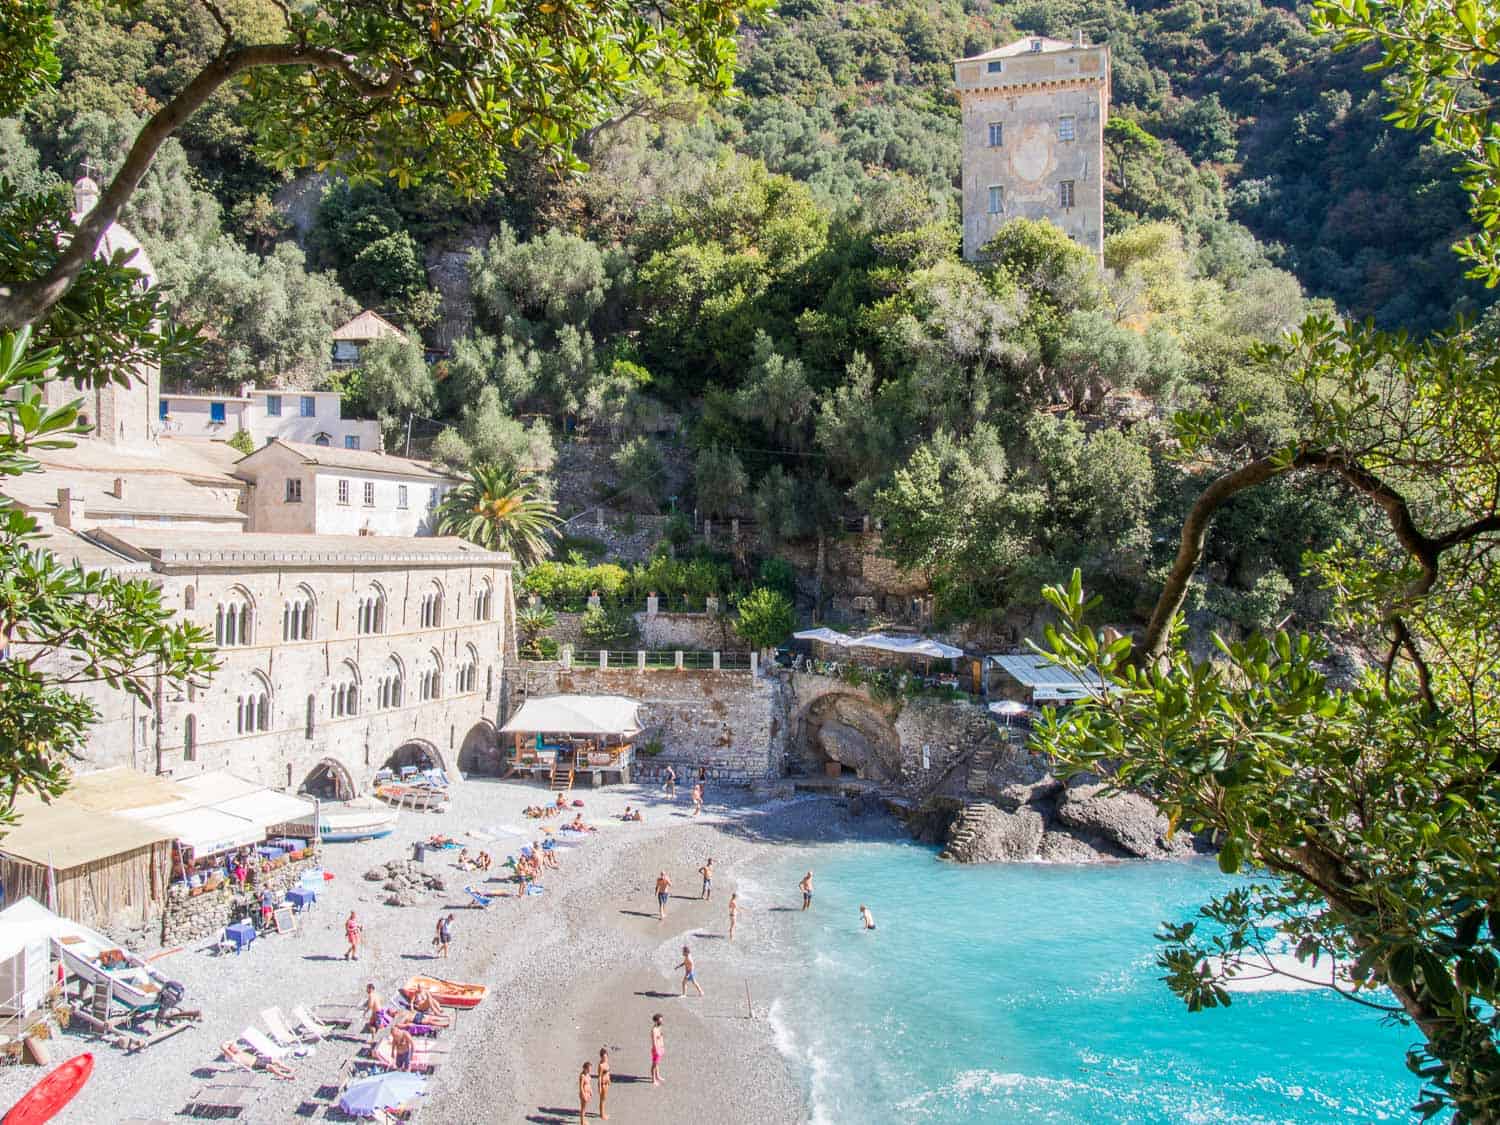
[159,386,381,451]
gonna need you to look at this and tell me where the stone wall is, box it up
[638,610,740,651]
[160,851,321,947]
[514,664,785,784]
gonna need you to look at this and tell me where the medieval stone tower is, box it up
[954,32,1110,260]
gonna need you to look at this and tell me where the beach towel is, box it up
[525,885,545,896]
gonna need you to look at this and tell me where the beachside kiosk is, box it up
[500,695,641,788]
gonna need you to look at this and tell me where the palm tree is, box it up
[435,463,562,565]
[515,605,556,657]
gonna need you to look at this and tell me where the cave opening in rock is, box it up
[795,693,901,781]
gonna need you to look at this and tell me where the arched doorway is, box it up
[302,758,356,800]
[456,720,498,775]
[384,739,446,776]
[794,693,901,781]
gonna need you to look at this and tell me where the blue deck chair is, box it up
[465,886,494,909]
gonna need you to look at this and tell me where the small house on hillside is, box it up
[332,309,407,367]
[987,653,1109,705]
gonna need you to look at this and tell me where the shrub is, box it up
[757,557,797,596]
[581,604,637,647]
[227,429,255,455]
[735,587,796,650]
[558,534,608,561]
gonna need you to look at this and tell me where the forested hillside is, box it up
[2,0,1468,629]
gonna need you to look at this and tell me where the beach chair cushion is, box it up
[291,1004,330,1040]
[241,1026,292,1060]
[260,1006,307,1046]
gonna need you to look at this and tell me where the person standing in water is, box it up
[597,1046,612,1120]
[698,858,714,900]
[800,870,814,911]
[727,892,739,941]
[860,904,876,930]
[655,870,673,921]
[650,1013,665,1086]
[577,1060,592,1124]
[676,944,705,997]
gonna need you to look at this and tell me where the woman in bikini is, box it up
[650,1013,665,1086]
[597,1046,612,1120]
[577,1060,593,1124]
[728,892,739,941]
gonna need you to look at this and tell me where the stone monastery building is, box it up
[6,178,512,799]
[954,32,1110,260]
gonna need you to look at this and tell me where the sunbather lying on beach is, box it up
[563,814,597,833]
[221,1040,295,1080]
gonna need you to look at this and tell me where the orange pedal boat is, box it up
[400,975,488,1009]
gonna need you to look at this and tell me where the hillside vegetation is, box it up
[6,0,1462,627]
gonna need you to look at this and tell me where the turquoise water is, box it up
[751,842,1416,1123]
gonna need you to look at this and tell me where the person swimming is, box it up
[860,904,876,930]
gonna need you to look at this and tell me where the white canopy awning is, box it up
[145,808,262,856]
[793,627,853,645]
[500,695,642,736]
[217,789,316,829]
[174,771,263,805]
[847,633,964,659]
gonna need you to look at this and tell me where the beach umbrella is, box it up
[338,1072,427,1117]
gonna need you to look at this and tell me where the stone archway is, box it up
[456,720,499,775]
[302,758,357,801]
[794,693,901,781]
[384,739,447,775]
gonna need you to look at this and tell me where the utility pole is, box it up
[405,413,414,458]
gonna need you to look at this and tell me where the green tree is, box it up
[734,586,795,649]
[226,428,255,455]
[515,604,557,658]
[435,462,562,566]
[0,0,763,332]
[580,603,637,648]
[694,445,748,518]
[610,436,664,512]
[356,336,435,438]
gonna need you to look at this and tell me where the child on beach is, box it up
[699,858,714,900]
[597,1047,612,1120]
[650,1014,665,1086]
[676,945,705,998]
[577,1060,592,1124]
[728,892,739,941]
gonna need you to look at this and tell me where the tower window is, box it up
[987,185,1004,214]
[987,122,1003,147]
[1059,180,1076,209]
[1058,115,1076,142]
[345,435,360,450]
[398,485,409,509]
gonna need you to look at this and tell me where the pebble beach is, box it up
[0,778,899,1123]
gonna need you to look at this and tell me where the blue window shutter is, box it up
[210,402,226,423]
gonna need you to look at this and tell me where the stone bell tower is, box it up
[954,31,1110,261]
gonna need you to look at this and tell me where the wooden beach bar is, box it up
[501,695,641,789]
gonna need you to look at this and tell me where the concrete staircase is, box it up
[965,747,995,798]
[939,802,989,861]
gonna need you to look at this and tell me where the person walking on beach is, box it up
[676,945,705,998]
[691,782,704,816]
[434,913,454,958]
[597,1047,612,1120]
[655,870,673,922]
[345,910,363,960]
[650,1014,665,1086]
[664,765,677,798]
[699,858,714,900]
[800,871,814,911]
[860,904,877,930]
[577,1060,593,1124]
[728,892,739,941]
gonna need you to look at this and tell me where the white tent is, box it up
[792,627,853,645]
[500,695,642,736]
[847,633,964,659]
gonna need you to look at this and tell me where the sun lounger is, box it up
[260,1006,312,1048]
[291,1004,331,1040]
[239,1026,300,1062]
[464,886,493,909]
[367,1036,442,1074]
[186,1076,267,1117]
[311,1002,362,1029]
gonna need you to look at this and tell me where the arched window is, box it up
[313,432,331,446]
[455,645,479,694]
[183,715,197,762]
[356,584,386,636]
[215,587,255,647]
[417,649,443,701]
[473,579,493,622]
[330,660,361,718]
[283,585,316,641]
[377,656,404,710]
[418,581,444,629]
[236,672,273,734]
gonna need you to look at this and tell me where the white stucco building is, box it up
[158,385,381,450]
[232,439,456,538]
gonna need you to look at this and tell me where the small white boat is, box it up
[297,798,399,843]
[1,898,172,1010]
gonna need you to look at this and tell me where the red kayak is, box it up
[3,1053,93,1125]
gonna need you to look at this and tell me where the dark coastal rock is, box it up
[906,796,963,845]
[1036,829,1129,863]
[940,804,1045,863]
[1055,781,1194,859]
